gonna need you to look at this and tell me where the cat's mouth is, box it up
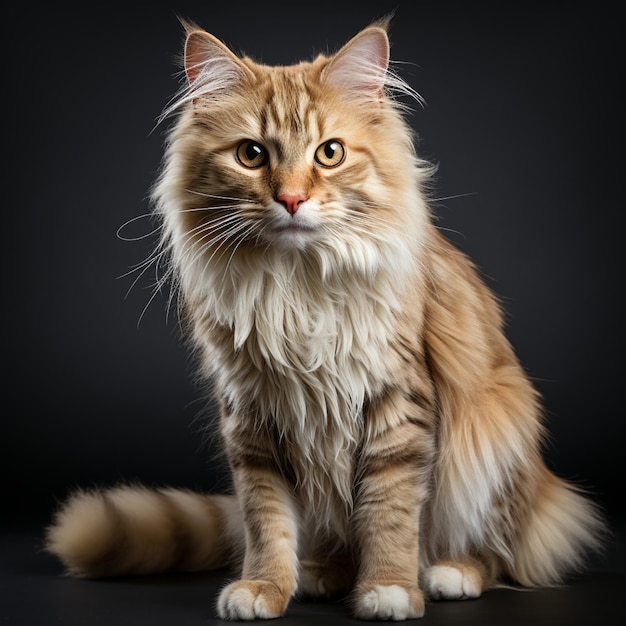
[268,217,321,249]
[272,221,317,233]
[264,200,323,248]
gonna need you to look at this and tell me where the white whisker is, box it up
[136,264,175,328]
[116,213,162,241]
[201,221,254,269]
[177,204,248,213]
[431,192,478,203]
[183,190,255,203]
[434,225,467,239]
[170,213,257,291]
[223,222,260,273]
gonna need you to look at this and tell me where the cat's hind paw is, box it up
[424,563,482,600]
[353,583,425,620]
[217,580,290,620]
[299,560,352,598]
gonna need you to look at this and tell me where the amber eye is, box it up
[314,139,345,168]
[236,140,268,168]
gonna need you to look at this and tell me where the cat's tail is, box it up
[45,485,243,578]
[508,466,607,587]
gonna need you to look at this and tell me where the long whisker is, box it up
[183,190,255,203]
[430,191,477,203]
[118,240,167,278]
[434,225,467,239]
[223,222,259,273]
[173,214,255,288]
[175,203,248,213]
[200,220,254,270]
[116,213,161,241]
[120,249,168,297]
[172,214,252,271]
[136,264,175,328]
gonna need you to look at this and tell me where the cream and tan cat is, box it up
[46,19,604,620]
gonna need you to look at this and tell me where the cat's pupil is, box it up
[325,142,338,158]
[246,143,263,160]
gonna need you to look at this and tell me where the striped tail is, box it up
[45,485,243,577]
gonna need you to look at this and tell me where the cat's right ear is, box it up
[183,26,254,91]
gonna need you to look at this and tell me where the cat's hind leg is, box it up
[298,552,355,598]
[423,557,492,600]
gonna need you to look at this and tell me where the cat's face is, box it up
[178,70,399,253]
[158,24,427,271]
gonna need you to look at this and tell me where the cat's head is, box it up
[154,20,432,282]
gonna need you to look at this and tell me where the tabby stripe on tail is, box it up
[46,486,243,577]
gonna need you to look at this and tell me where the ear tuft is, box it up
[156,25,255,124]
[322,26,390,96]
[183,27,252,93]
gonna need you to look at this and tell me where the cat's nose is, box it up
[277,193,308,216]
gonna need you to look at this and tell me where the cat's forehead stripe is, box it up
[259,71,319,155]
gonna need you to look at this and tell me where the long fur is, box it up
[46,20,604,621]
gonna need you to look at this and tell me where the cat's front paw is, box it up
[424,564,482,600]
[217,580,290,620]
[353,583,425,620]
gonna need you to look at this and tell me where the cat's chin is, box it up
[265,213,323,250]
[269,224,320,251]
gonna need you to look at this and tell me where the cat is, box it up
[45,18,605,621]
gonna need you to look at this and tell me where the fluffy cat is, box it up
[46,19,604,621]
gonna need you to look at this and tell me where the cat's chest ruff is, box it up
[241,271,391,397]
[208,258,399,428]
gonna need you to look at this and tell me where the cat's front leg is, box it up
[352,388,435,621]
[216,462,299,620]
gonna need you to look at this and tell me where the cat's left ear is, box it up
[322,25,389,97]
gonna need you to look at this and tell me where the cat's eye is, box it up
[314,140,345,168]
[236,140,268,168]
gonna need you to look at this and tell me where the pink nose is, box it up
[277,193,307,215]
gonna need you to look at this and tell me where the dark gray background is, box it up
[3,1,623,534]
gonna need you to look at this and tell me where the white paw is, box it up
[354,584,424,621]
[217,580,287,620]
[299,568,330,597]
[424,565,482,600]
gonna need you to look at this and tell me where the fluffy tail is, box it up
[45,485,243,577]
[509,467,606,587]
